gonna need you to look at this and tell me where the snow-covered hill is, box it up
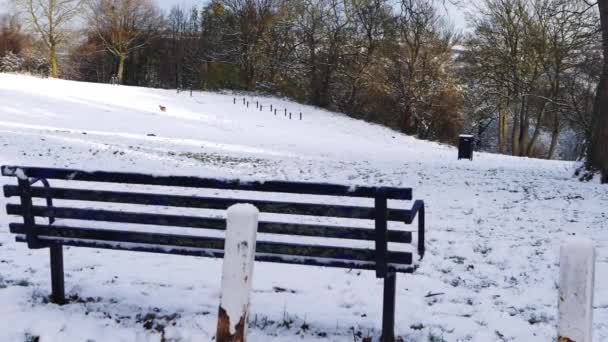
[0,73,606,341]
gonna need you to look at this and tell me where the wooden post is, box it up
[558,238,595,342]
[243,98,246,105]
[216,204,259,342]
[289,112,292,120]
[376,190,394,342]
[274,109,277,115]
[247,101,249,108]
[300,112,302,120]
[270,104,273,111]
[234,98,236,104]
[284,109,287,116]
[50,244,65,304]
[260,106,263,112]
[381,273,396,342]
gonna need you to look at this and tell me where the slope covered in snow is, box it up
[0,73,607,341]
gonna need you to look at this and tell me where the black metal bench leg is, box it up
[381,273,396,342]
[50,244,65,305]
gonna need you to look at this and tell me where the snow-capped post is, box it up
[558,237,595,342]
[216,204,259,342]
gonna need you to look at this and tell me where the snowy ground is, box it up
[0,73,606,342]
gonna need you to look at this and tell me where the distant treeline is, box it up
[1,0,607,169]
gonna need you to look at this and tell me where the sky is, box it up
[157,0,203,10]
[0,0,469,31]
[442,2,469,32]
[155,0,469,30]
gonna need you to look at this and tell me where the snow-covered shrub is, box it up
[0,51,25,72]
[25,55,50,77]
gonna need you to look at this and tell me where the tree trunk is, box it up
[590,0,608,183]
[527,102,548,157]
[308,33,320,105]
[117,55,126,84]
[246,65,255,91]
[541,79,561,159]
[319,68,331,107]
[498,98,509,154]
[49,44,60,78]
[547,111,560,159]
[518,96,529,156]
[401,103,415,135]
[511,103,521,156]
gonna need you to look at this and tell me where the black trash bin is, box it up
[458,134,474,160]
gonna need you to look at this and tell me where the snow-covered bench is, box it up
[2,165,425,341]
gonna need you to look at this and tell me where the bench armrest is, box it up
[408,200,425,259]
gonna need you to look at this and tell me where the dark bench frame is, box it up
[2,165,425,342]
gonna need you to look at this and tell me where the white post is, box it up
[216,204,259,342]
[558,237,595,342]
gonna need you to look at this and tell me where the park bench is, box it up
[1,165,425,341]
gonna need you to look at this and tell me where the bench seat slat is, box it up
[1,166,412,200]
[3,185,411,221]
[9,223,413,265]
[6,204,412,243]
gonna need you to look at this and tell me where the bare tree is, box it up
[12,0,83,77]
[386,0,458,136]
[465,0,597,158]
[591,0,608,182]
[215,0,278,90]
[85,0,161,84]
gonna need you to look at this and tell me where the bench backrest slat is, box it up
[9,223,413,266]
[3,185,411,221]
[12,235,413,272]
[6,204,413,243]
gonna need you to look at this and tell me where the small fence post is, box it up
[247,101,249,108]
[260,105,263,112]
[274,109,277,115]
[284,109,287,116]
[558,237,595,342]
[270,104,273,111]
[216,204,259,342]
[299,112,302,120]
[234,98,236,104]
[289,112,292,120]
[243,98,246,105]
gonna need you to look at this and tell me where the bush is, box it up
[0,51,24,72]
